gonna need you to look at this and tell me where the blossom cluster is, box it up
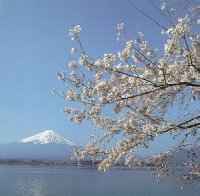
[57,2,200,173]
[68,25,82,41]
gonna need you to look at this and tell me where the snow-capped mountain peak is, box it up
[20,130,75,146]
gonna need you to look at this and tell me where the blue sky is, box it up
[0,0,186,145]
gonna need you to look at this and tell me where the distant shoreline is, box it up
[0,159,124,170]
[0,159,96,167]
[0,159,149,171]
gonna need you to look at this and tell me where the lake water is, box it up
[0,165,199,196]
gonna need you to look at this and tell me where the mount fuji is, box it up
[0,130,76,160]
[20,130,75,146]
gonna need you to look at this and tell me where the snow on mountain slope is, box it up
[20,130,75,146]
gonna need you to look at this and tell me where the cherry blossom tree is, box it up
[56,0,200,176]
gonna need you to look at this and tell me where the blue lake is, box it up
[0,165,199,196]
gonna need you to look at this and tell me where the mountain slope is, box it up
[0,130,76,160]
[0,144,74,160]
